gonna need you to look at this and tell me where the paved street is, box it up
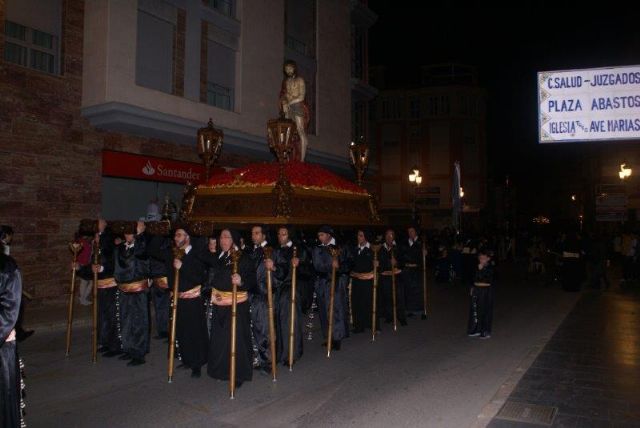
[20,266,579,428]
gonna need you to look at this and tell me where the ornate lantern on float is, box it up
[349,137,369,186]
[197,118,224,181]
[266,116,296,163]
[266,116,296,217]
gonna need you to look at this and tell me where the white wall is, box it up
[82,0,352,161]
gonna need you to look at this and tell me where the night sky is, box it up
[368,2,640,210]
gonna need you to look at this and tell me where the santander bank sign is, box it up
[102,150,219,184]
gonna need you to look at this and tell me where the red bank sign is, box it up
[102,151,221,184]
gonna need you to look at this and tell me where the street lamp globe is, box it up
[619,163,632,180]
[409,165,421,183]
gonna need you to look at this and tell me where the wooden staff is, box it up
[263,247,277,382]
[422,240,428,320]
[371,244,381,342]
[288,246,298,371]
[168,248,185,383]
[65,241,83,356]
[91,240,100,363]
[327,247,341,358]
[391,248,398,332]
[229,249,242,399]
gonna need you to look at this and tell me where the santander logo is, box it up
[142,161,156,176]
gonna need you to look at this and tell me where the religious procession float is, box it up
[62,61,427,403]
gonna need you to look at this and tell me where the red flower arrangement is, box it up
[206,161,367,194]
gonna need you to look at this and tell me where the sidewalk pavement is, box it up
[488,289,640,428]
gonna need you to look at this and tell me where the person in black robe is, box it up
[350,229,375,333]
[0,251,24,428]
[206,229,256,385]
[114,222,150,366]
[467,249,495,339]
[399,225,424,317]
[1,225,34,343]
[311,225,352,351]
[77,221,121,357]
[247,225,288,374]
[275,225,304,365]
[560,232,584,292]
[147,234,172,339]
[379,229,407,327]
[170,226,214,378]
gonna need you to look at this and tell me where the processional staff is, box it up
[168,248,185,383]
[263,247,278,382]
[65,240,83,356]
[422,239,428,320]
[288,247,298,371]
[371,244,381,342]
[91,238,100,363]
[229,249,242,399]
[391,248,398,332]
[326,247,341,358]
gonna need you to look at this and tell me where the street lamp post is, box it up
[459,187,465,233]
[619,162,632,223]
[408,166,423,226]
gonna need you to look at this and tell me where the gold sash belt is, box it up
[405,263,418,268]
[381,268,402,276]
[179,285,202,299]
[152,276,169,289]
[211,287,248,306]
[97,277,117,289]
[118,280,149,293]
[474,282,491,287]
[351,271,374,280]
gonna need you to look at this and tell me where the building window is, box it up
[3,20,58,74]
[205,0,235,18]
[352,100,366,141]
[135,2,177,94]
[351,25,365,80]
[207,82,233,110]
[440,95,450,115]
[409,96,420,119]
[203,22,238,112]
[285,0,316,58]
[409,123,421,138]
[383,140,400,149]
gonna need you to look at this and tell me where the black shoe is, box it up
[191,368,201,378]
[400,319,408,326]
[384,318,392,324]
[98,346,109,353]
[236,381,243,389]
[16,330,34,342]
[118,353,132,361]
[421,314,427,320]
[103,350,122,358]
[407,313,416,318]
[332,340,341,351]
[321,341,327,347]
[352,328,364,334]
[127,358,145,366]
[177,363,190,370]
